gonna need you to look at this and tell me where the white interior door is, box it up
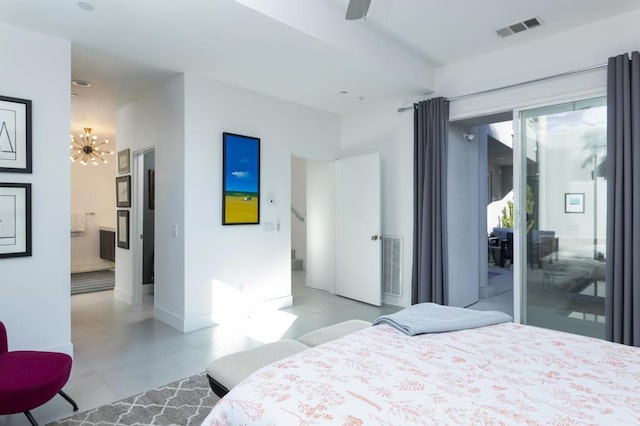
[334,153,382,306]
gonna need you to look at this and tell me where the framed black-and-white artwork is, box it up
[0,183,32,258]
[118,149,130,174]
[117,210,130,249]
[116,175,131,207]
[0,96,32,173]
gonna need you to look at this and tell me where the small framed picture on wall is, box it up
[0,183,32,258]
[116,175,131,208]
[117,210,129,249]
[118,149,130,174]
[0,95,32,173]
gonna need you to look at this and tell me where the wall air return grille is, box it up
[382,235,402,297]
[496,16,544,38]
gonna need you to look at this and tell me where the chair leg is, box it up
[23,411,38,426]
[58,390,79,411]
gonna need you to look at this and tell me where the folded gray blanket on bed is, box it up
[372,303,513,336]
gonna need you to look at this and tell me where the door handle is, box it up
[371,235,379,241]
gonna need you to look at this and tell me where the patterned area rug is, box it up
[48,373,219,426]
[71,270,115,295]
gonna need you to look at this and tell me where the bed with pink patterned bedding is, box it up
[203,322,640,425]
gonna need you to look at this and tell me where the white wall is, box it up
[340,99,413,307]
[306,159,335,292]
[70,160,116,273]
[117,73,339,332]
[290,156,306,265]
[181,74,340,331]
[332,11,640,309]
[437,9,640,119]
[115,75,185,325]
[0,23,71,352]
[432,11,640,315]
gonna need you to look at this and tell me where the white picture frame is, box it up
[565,193,585,214]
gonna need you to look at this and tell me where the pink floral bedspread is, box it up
[203,323,640,425]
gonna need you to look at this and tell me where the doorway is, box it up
[290,156,308,301]
[516,97,607,338]
[289,154,382,306]
[133,148,155,305]
[449,112,514,316]
[291,156,306,274]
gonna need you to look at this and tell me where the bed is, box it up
[203,318,640,424]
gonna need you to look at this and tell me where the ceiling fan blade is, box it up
[345,0,371,20]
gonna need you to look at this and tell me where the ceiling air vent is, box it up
[496,16,544,38]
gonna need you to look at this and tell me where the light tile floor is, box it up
[469,264,514,317]
[0,271,401,426]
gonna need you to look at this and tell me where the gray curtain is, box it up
[606,51,640,346]
[412,97,449,305]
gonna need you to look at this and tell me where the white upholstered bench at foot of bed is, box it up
[297,319,370,347]
[205,339,308,397]
[205,319,372,398]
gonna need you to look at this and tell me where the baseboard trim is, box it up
[114,286,132,305]
[154,308,215,333]
[154,305,185,332]
[261,295,293,310]
[155,295,293,333]
[48,342,74,357]
[183,313,216,333]
[306,278,334,293]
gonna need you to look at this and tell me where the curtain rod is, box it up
[397,62,607,112]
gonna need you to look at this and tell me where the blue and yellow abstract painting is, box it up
[223,133,260,224]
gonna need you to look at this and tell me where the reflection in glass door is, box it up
[519,97,607,339]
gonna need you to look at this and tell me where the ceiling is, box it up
[3,0,640,146]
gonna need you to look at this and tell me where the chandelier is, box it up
[70,127,113,166]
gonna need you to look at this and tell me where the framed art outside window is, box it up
[564,192,585,213]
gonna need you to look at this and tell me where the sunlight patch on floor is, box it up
[210,279,298,343]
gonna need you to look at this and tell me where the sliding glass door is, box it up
[518,97,607,338]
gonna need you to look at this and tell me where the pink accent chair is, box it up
[0,321,78,425]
